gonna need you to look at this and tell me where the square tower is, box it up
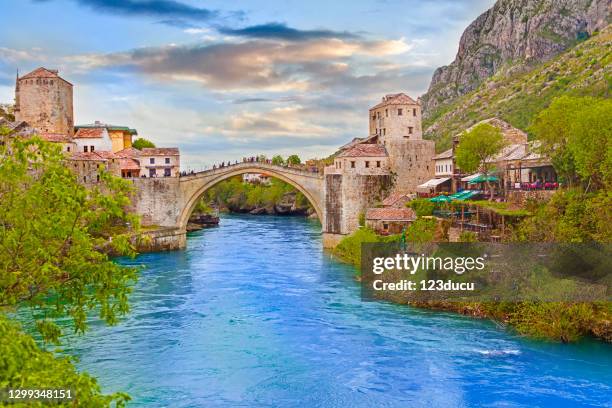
[15,67,74,136]
[368,93,434,193]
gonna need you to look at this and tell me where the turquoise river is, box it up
[64,214,611,407]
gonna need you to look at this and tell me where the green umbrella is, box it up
[429,195,453,203]
[468,174,499,184]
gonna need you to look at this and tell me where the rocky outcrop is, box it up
[421,0,611,116]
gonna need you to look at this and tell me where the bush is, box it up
[407,198,435,216]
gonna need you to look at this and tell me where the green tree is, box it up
[531,96,611,189]
[286,154,301,165]
[455,123,506,200]
[0,133,139,404]
[271,155,285,166]
[132,137,156,149]
[0,136,139,340]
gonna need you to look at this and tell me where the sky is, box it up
[0,0,495,170]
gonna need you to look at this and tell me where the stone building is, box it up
[69,151,120,185]
[365,207,416,235]
[368,93,435,192]
[14,68,74,137]
[323,93,436,237]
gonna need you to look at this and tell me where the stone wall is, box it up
[339,173,393,234]
[130,177,182,227]
[389,139,436,192]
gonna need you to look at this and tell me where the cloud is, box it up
[217,22,359,41]
[66,36,414,92]
[35,0,218,21]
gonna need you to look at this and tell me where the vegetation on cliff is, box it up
[424,25,611,151]
[0,132,138,405]
[421,0,610,116]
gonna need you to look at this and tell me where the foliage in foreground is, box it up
[0,136,139,342]
[0,133,140,404]
[0,315,129,407]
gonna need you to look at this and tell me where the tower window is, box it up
[350,161,355,168]
[408,127,413,134]
[150,158,155,164]
[376,161,381,168]
[365,161,370,168]
[383,128,386,135]
[385,109,388,117]
[165,157,170,164]
[84,146,88,152]
[398,108,402,116]
[90,145,95,152]
[413,108,417,116]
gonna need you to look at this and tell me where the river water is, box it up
[65,214,611,407]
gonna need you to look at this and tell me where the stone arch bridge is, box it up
[130,162,334,249]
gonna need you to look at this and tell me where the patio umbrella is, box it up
[429,195,453,203]
[468,174,499,184]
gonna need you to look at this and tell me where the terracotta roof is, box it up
[433,148,453,160]
[120,158,140,170]
[74,127,105,139]
[140,147,180,156]
[19,67,72,85]
[115,147,142,158]
[337,143,387,158]
[366,207,416,221]
[382,192,410,207]
[370,93,418,110]
[71,151,115,161]
[40,132,71,143]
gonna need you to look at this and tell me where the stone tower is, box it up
[15,67,74,136]
[368,93,434,192]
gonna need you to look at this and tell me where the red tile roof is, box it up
[71,151,115,161]
[19,67,72,85]
[74,127,105,139]
[40,132,71,143]
[366,207,416,221]
[140,147,180,156]
[115,147,142,158]
[337,143,387,158]
[120,158,140,170]
[382,192,410,207]
[370,93,418,110]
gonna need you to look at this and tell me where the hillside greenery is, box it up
[424,25,611,152]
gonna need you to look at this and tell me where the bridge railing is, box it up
[179,160,322,178]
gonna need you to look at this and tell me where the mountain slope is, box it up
[423,24,611,152]
[421,0,611,117]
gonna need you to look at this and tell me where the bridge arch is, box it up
[178,164,324,232]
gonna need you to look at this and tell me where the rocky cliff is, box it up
[421,0,611,117]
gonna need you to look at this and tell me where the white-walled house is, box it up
[73,127,113,153]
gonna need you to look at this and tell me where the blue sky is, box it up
[0,0,494,169]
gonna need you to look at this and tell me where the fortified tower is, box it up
[14,67,74,136]
[368,93,434,192]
